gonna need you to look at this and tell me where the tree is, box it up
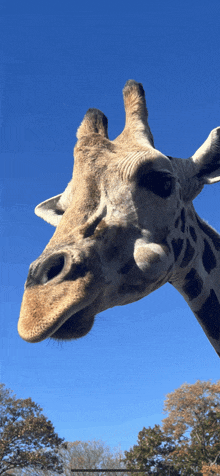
[59,440,126,476]
[13,439,126,476]
[0,383,64,475]
[124,425,180,475]
[162,380,220,474]
[124,380,220,476]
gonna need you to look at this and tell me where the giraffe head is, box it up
[18,81,220,344]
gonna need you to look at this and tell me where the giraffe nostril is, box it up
[45,255,65,283]
[26,254,67,287]
[25,250,90,289]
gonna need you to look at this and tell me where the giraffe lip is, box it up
[50,306,96,340]
[49,288,104,340]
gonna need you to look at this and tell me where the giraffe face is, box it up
[18,142,181,343]
[18,80,220,344]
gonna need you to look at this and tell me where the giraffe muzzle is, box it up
[18,248,104,343]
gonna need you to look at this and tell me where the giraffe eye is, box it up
[137,170,174,198]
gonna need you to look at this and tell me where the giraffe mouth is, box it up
[50,290,105,340]
[50,306,96,340]
[18,272,103,343]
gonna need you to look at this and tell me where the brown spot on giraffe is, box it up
[18,80,220,357]
[175,217,180,229]
[189,226,197,242]
[171,238,184,261]
[180,239,195,268]
[180,208,186,233]
[182,268,203,301]
[196,290,220,341]
[202,239,217,274]
[196,217,220,251]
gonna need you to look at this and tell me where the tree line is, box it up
[1,381,220,475]
[125,380,220,475]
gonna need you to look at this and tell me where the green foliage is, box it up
[124,380,220,476]
[0,383,64,475]
[124,425,179,475]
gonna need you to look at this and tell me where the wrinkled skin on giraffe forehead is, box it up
[18,80,220,354]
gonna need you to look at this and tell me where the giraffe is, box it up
[18,80,220,356]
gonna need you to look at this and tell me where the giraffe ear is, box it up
[192,127,220,184]
[34,181,73,226]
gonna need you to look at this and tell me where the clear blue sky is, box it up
[1,0,220,452]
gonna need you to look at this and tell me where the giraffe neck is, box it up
[169,205,220,356]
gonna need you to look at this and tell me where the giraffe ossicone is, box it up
[18,80,220,356]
